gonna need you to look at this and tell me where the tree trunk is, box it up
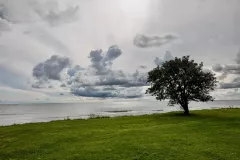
[183,105,189,115]
[182,98,189,115]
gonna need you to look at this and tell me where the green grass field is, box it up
[0,108,240,160]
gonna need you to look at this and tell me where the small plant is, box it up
[228,105,235,108]
[88,114,110,119]
[89,114,96,119]
[64,116,71,120]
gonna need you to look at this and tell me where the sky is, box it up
[0,0,240,103]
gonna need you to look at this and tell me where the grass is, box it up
[0,108,240,160]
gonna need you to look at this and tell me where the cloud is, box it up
[154,51,174,66]
[68,66,147,98]
[67,65,83,77]
[32,46,148,98]
[139,65,147,69]
[233,77,240,82]
[220,76,240,89]
[71,86,143,98]
[213,64,240,81]
[213,51,240,89]
[220,82,240,89]
[0,1,44,24]
[32,55,71,81]
[133,34,178,48]
[0,1,79,26]
[103,45,122,62]
[48,85,53,88]
[0,4,12,23]
[0,0,240,102]
[89,49,104,73]
[218,72,228,80]
[60,83,67,87]
[212,64,223,72]
[94,70,148,88]
[89,45,122,75]
[36,5,79,26]
[0,5,11,32]
[68,66,148,97]
[71,86,116,98]
[31,79,47,88]
[224,65,240,74]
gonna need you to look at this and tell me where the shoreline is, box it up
[1,107,239,127]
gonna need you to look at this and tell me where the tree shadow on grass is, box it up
[151,109,240,123]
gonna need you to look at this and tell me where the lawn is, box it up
[0,108,240,160]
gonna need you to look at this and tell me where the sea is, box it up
[0,100,240,126]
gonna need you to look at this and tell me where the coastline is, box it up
[1,107,239,127]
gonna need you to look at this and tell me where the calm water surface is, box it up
[0,100,239,126]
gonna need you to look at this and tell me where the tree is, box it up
[146,56,217,115]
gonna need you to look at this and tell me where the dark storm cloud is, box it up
[32,55,70,80]
[133,34,178,48]
[154,51,174,66]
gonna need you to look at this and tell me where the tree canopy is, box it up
[146,56,217,115]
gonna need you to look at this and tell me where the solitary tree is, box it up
[146,56,217,115]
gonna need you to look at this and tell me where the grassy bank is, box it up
[0,108,240,160]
